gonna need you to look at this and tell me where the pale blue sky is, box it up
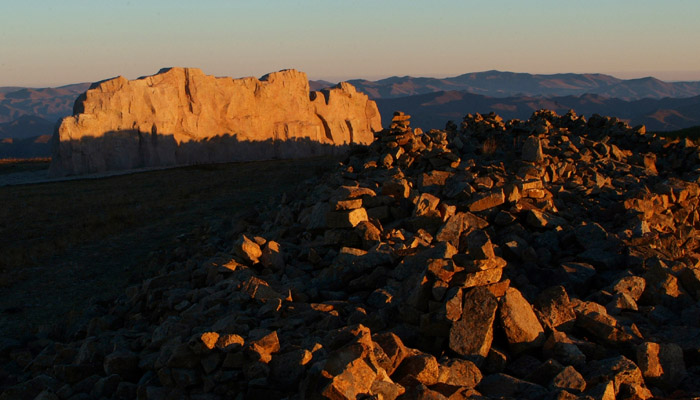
[1,0,699,86]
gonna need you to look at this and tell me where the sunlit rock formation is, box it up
[49,68,382,176]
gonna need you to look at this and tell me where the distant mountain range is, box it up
[347,70,700,101]
[375,91,700,132]
[2,71,700,159]
[0,83,90,127]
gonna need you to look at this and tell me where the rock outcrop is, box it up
[5,109,700,399]
[49,68,382,176]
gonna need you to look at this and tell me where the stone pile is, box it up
[3,109,700,399]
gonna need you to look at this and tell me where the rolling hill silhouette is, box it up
[348,70,700,100]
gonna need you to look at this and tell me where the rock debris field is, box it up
[3,109,700,399]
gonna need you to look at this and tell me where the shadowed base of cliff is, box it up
[50,130,360,177]
[0,155,339,340]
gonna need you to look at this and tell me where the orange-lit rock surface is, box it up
[49,68,381,176]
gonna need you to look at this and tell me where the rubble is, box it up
[3,109,700,399]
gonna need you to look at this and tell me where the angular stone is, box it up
[443,287,463,322]
[522,136,544,162]
[392,352,439,387]
[535,286,576,332]
[398,384,448,400]
[419,170,452,188]
[484,279,511,298]
[199,332,219,350]
[468,189,505,212]
[499,287,545,353]
[642,260,689,308]
[382,178,411,199]
[315,327,383,399]
[435,212,465,246]
[612,275,646,302]
[526,209,567,229]
[355,220,382,246]
[449,287,498,363]
[479,373,548,399]
[504,183,521,203]
[260,240,285,270]
[320,357,377,399]
[241,276,284,303]
[436,358,482,388]
[463,229,495,259]
[426,259,461,283]
[103,350,139,381]
[453,268,503,288]
[606,292,638,314]
[558,262,596,294]
[246,331,280,363]
[367,288,393,309]
[373,332,409,376]
[636,342,686,389]
[333,198,363,210]
[643,153,658,175]
[587,356,648,398]
[370,377,405,400]
[327,208,369,228]
[551,366,586,393]
[574,303,637,344]
[196,351,219,376]
[453,255,506,273]
[216,334,245,351]
[414,193,441,217]
[332,185,377,200]
[679,266,700,300]
[270,349,313,389]
[585,381,616,400]
[234,234,262,264]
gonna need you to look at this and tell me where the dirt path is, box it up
[0,157,335,340]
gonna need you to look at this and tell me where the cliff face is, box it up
[49,68,382,176]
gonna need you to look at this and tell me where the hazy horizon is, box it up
[2,0,699,87]
[4,68,700,90]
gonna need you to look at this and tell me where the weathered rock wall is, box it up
[49,68,382,176]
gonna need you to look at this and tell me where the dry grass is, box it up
[0,156,336,338]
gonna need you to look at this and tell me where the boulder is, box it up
[448,287,498,363]
[635,342,686,389]
[499,287,545,353]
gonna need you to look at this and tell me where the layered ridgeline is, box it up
[4,109,700,399]
[48,68,382,176]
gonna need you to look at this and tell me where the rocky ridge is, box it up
[49,68,382,177]
[3,109,700,399]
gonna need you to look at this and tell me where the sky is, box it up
[1,0,700,87]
